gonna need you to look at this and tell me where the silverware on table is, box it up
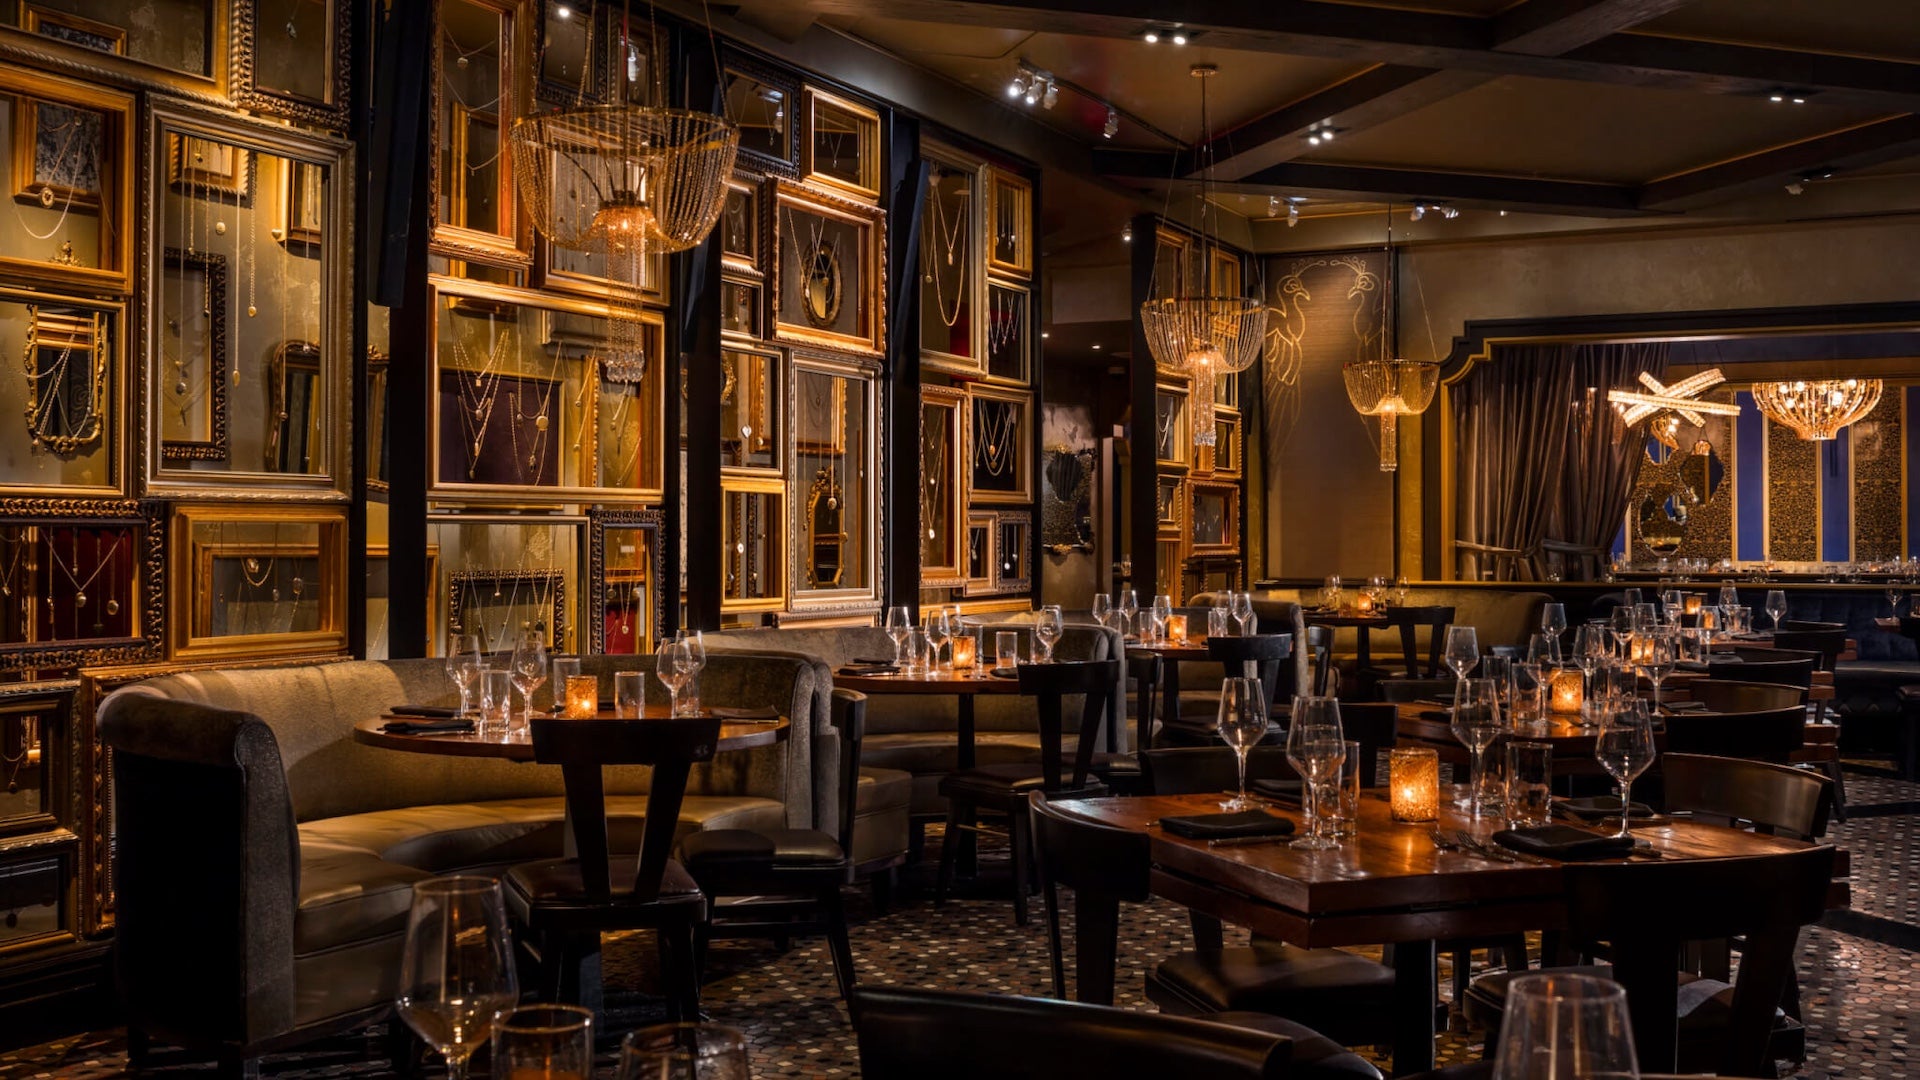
[1207,834,1294,848]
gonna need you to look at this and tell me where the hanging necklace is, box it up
[440,29,502,112]
[805,372,840,508]
[786,206,841,328]
[977,399,1015,477]
[922,408,946,539]
[454,322,511,478]
[989,289,1020,352]
[0,528,24,599]
[1157,395,1179,457]
[10,106,86,242]
[44,528,123,611]
[921,171,968,329]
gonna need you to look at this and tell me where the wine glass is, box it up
[619,1023,751,1080]
[1608,607,1636,658]
[1718,582,1740,619]
[1117,589,1140,637]
[1660,588,1684,625]
[657,639,691,717]
[445,633,485,717]
[1393,575,1411,606]
[1451,677,1504,818]
[494,1006,593,1080]
[1443,625,1479,683]
[1595,700,1656,840]
[1216,676,1269,810]
[1151,594,1174,635]
[1766,588,1788,630]
[396,876,520,1080]
[883,606,912,664]
[1091,594,1113,633]
[1539,602,1568,644]
[1889,581,1904,619]
[1621,588,1643,610]
[1034,605,1063,663]
[1231,590,1256,636]
[1491,972,1639,1080]
[1323,575,1344,610]
[509,631,548,725]
[1526,632,1561,666]
[923,609,952,672]
[1638,628,1676,714]
[1286,695,1346,850]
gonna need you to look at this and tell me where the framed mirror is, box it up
[588,508,662,656]
[5,1,226,100]
[724,56,797,175]
[1679,439,1726,505]
[792,356,878,608]
[1205,412,1241,476]
[961,510,995,597]
[427,514,581,655]
[720,346,780,473]
[1,71,133,292]
[157,248,229,462]
[448,568,564,652]
[1041,447,1094,553]
[985,167,1031,279]
[722,479,785,613]
[170,502,346,661]
[21,305,106,458]
[364,544,440,661]
[1190,481,1240,554]
[1155,381,1190,470]
[968,384,1031,504]
[720,278,761,339]
[366,348,390,492]
[266,341,320,472]
[720,178,760,274]
[994,510,1031,593]
[431,0,527,267]
[232,0,351,127]
[919,150,980,373]
[804,87,879,199]
[984,280,1028,385]
[0,501,160,673]
[920,385,967,587]
[772,180,885,356]
[3,292,122,497]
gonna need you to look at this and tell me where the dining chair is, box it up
[1685,679,1805,714]
[502,716,719,1018]
[1661,704,1807,764]
[1461,845,1836,1076]
[935,659,1118,925]
[1305,624,1338,697]
[1769,626,1850,811]
[1710,647,1817,694]
[1157,635,1294,747]
[1384,605,1456,678]
[676,689,865,1000]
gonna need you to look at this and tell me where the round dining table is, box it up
[351,706,790,762]
[831,668,1023,770]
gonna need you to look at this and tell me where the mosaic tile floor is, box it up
[6,766,1918,1079]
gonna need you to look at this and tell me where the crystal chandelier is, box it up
[1138,65,1266,447]
[1340,209,1437,472]
[1752,378,1882,441]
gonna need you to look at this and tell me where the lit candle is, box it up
[951,633,977,671]
[1390,747,1439,823]
[1629,634,1654,666]
[1167,614,1188,644]
[1682,594,1703,616]
[1355,592,1375,615]
[563,675,600,718]
[1549,668,1584,714]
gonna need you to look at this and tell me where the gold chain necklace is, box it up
[977,399,1015,477]
[44,529,123,610]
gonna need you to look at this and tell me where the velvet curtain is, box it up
[1552,343,1671,580]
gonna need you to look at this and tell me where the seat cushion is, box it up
[680,827,846,869]
[1464,964,1792,1043]
[851,766,911,867]
[861,731,1045,775]
[295,841,430,955]
[1200,1012,1385,1080]
[1148,943,1397,1047]
[937,764,1107,805]
[505,855,704,910]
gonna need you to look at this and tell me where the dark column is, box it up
[345,0,373,656]
[1127,213,1159,602]
[677,37,723,632]
[882,116,927,615]
[1029,178,1045,608]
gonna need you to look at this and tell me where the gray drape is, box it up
[1552,343,1670,579]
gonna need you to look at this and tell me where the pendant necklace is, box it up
[44,528,123,614]
[989,289,1020,352]
[805,373,840,508]
[512,346,561,475]
[978,399,1015,478]
[921,408,944,539]
[441,29,502,112]
[921,170,967,329]
[11,107,85,242]
[0,528,24,599]
[456,322,510,477]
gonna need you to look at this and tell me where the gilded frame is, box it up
[282,157,324,247]
[985,166,1031,279]
[532,234,668,305]
[18,300,109,468]
[919,384,968,588]
[447,567,565,652]
[0,499,161,674]
[1208,410,1242,478]
[4,289,123,498]
[20,5,124,55]
[143,99,352,500]
[789,351,882,614]
[721,475,787,615]
[363,543,440,660]
[165,131,249,196]
[961,509,996,597]
[0,5,225,109]
[968,383,1032,505]
[427,0,530,268]
[983,278,1030,386]
[266,339,320,472]
[720,343,783,477]
[1155,378,1191,472]
[156,247,228,463]
[587,507,664,656]
[1156,474,1184,537]
[770,179,886,358]
[723,52,799,178]
[802,85,881,201]
[1189,479,1241,556]
[1,68,132,293]
[918,142,985,378]
[719,176,763,277]
[426,512,582,655]
[168,502,347,662]
[231,0,352,128]
[993,508,1032,594]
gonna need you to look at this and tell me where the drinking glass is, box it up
[1889,582,1904,619]
[1766,588,1788,630]
[619,1023,751,1080]
[656,639,691,716]
[1451,677,1504,818]
[1697,606,1720,640]
[1215,676,1269,810]
[1660,588,1684,625]
[396,877,520,1080]
[1631,603,1659,631]
[1491,972,1639,1080]
[1510,662,1546,734]
[675,630,707,713]
[493,1005,593,1080]
[994,631,1019,673]
[1329,739,1362,838]
[509,631,548,725]
[1573,624,1609,682]
[1117,590,1140,636]
[1621,587,1643,610]
[1323,575,1343,610]
[1034,605,1064,662]
[1478,655,1513,709]
[1718,582,1740,617]
[1091,594,1113,632]
[1231,590,1257,636]
[614,671,646,718]
[1595,700,1657,840]
[1638,628,1675,713]
[924,609,952,672]
[548,656,581,708]
[1727,605,1751,636]
[446,633,485,717]
[1443,625,1479,683]
[1505,742,1553,828]
[1151,594,1174,637]
[883,606,912,664]
[1207,607,1230,639]
[1539,602,1567,642]
[902,628,929,677]
[1393,576,1411,606]
[1608,608,1636,657]
[478,670,514,740]
[1286,696,1346,850]
[1526,632,1560,666]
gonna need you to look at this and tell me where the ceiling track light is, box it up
[1765,86,1816,104]
[1139,22,1198,44]
[1103,106,1119,139]
[1303,121,1340,146]
[1410,202,1457,221]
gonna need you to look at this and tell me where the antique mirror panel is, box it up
[720,346,781,473]
[170,503,346,660]
[432,0,524,265]
[804,88,879,198]
[793,359,877,603]
[237,0,350,125]
[724,59,796,173]
[720,178,759,273]
[984,281,1028,384]
[148,105,348,495]
[919,385,967,585]
[428,515,580,654]
[0,292,122,496]
[10,1,222,89]
[1190,482,1239,553]
[0,71,133,291]
[918,152,978,370]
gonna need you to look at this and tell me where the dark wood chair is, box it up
[935,659,1118,925]
[1158,634,1293,747]
[1140,746,1299,795]
[1383,605,1456,678]
[1781,619,1846,634]
[1127,652,1161,751]
[1663,705,1807,763]
[677,689,864,1000]
[502,716,719,1019]
[1306,624,1338,696]
[1662,752,1832,840]
[1771,626,1850,812]
[1686,679,1805,714]
[1711,647,1817,695]
[1462,845,1836,1076]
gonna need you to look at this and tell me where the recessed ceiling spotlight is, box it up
[1307,133,1321,145]
[1040,331,1050,339]
[555,4,571,18]
[1792,96,1806,104]
[1143,30,1159,43]
[1268,195,1280,216]
[1287,200,1300,227]
[1171,32,1188,45]
[1122,224,1133,243]
[1007,72,1026,98]
[1042,79,1059,109]
[1091,343,1102,350]
[1103,106,1119,139]
[1770,94,1784,102]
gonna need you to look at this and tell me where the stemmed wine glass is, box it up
[1888,581,1905,619]
[1231,590,1256,636]
[883,607,912,665]
[1443,625,1479,684]
[1608,607,1636,659]
[675,630,707,713]
[1451,677,1504,817]
[1151,594,1174,641]
[1718,582,1740,620]
[924,609,952,672]
[1034,605,1063,663]
[1117,590,1140,637]
[396,876,520,1080]
[1091,594,1114,634]
[1526,633,1560,667]
[1766,588,1788,630]
[1286,695,1346,850]
[1573,624,1610,721]
[1539,602,1568,647]
[657,638,692,717]
[1393,576,1411,607]
[445,633,485,718]
[1491,972,1639,1080]
[1638,628,1676,714]
[1216,676,1269,810]
[1595,699,1657,840]
[509,631,548,726]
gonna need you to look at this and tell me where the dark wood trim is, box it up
[346,0,373,657]
[678,32,721,632]
[1127,213,1158,601]
[1640,115,1920,211]
[883,114,928,614]
[383,0,434,659]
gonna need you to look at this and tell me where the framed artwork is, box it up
[1,293,123,498]
[1156,474,1184,536]
[720,345,781,474]
[722,477,785,613]
[1155,380,1190,471]
[4,1,227,102]
[364,544,440,661]
[771,180,885,357]
[720,178,761,275]
[791,354,880,610]
[232,0,353,128]
[535,235,667,304]
[720,278,761,339]
[426,514,582,655]
[1041,447,1095,553]
[724,54,798,177]
[919,147,981,374]
[968,384,1031,504]
[961,510,996,597]
[994,510,1032,594]
[984,280,1028,385]
[919,385,968,587]
[169,502,347,662]
[803,86,880,200]
[1210,245,1242,297]
[1,75,130,290]
[21,305,106,458]
[588,508,663,656]
[587,332,667,499]
[1190,480,1241,555]
[21,6,124,54]
[166,132,249,196]
[1208,412,1242,477]
[448,568,565,652]
[157,248,230,463]
[283,158,324,247]
[429,0,528,267]
[0,500,162,673]
[14,100,104,208]
[985,167,1031,279]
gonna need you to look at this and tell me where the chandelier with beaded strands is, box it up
[1342,208,1438,472]
[508,8,738,382]
[1138,64,1266,447]
[1751,378,1882,441]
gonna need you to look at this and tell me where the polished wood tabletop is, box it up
[351,709,790,762]
[831,669,1025,694]
[1124,637,1217,661]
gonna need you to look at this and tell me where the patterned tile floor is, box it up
[6,766,1919,1079]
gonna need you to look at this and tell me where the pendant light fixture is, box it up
[1138,64,1267,447]
[1752,378,1882,441]
[1341,207,1438,472]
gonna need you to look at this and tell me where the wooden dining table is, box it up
[830,668,1025,770]
[1050,790,1848,1077]
[351,707,791,761]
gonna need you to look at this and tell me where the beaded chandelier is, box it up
[1752,378,1882,441]
[1342,359,1439,472]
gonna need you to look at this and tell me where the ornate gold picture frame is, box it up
[919,145,983,376]
[20,5,125,54]
[721,344,782,475]
[156,248,229,463]
[721,476,786,614]
[968,383,1031,504]
[0,499,161,674]
[588,507,663,656]
[2,69,131,292]
[1,290,124,498]
[1155,379,1191,472]
[790,353,881,612]
[993,509,1032,593]
[447,567,565,652]
[428,0,529,267]
[169,502,347,662]
[771,179,885,357]
[720,177,762,276]
[803,86,880,200]
[919,384,968,587]
[985,167,1031,279]
[231,0,352,128]
[1190,480,1241,555]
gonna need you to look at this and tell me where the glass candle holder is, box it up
[1628,634,1654,666]
[1355,592,1376,615]
[1390,747,1440,823]
[1683,594,1704,615]
[1548,667,1585,714]
[951,632,977,671]
[1166,614,1188,645]
[563,675,600,718]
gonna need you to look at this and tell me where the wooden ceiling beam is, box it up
[1638,115,1920,211]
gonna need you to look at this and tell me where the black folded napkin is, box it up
[990,668,1021,679]
[388,704,460,718]
[1249,778,1304,803]
[851,657,898,666]
[710,705,779,721]
[1493,825,1634,861]
[1553,796,1656,822]
[1661,701,1710,713]
[382,717,475,735]
[837,663,898,676]
[1160,809,1295,840]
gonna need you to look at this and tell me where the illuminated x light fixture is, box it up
[1607,369,1743,427]
[1752,378,1882,441]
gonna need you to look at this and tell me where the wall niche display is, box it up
[431,279,664,501]
[792,357,878,607]
[170,503,345,661]
[427,515,579,655]
[4,1,225,99]
[919,385,967,587]
[0,70,132,292]
[1190,481,1239,554]
[984,280,1028,384]
[994,510,1031,593]
[724,56,797,175]
[3,292,122,497]
[919,151,978,372]
[720,346,780,473]
[803,87,879,200]
[588,508,661,656]
[146,105,349,496]
[233,0,351,127]
[985,168,1030,279]
[722,478,784,613]
[772,180,884,357]
[0,500,160,673]
[968,384,1031,504]
[430,0,527,267]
